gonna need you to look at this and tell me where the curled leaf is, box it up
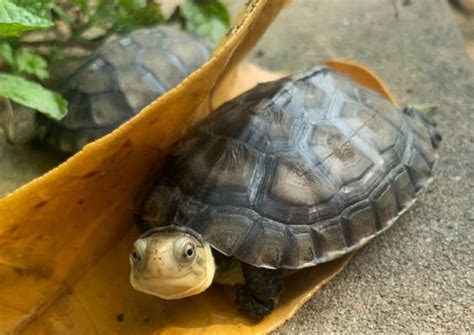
[0,1,400,334]
[0,1,291,333]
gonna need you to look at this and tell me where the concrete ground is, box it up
[451,0,474,59]
[225,0,473,332]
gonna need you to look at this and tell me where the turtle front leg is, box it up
[236,263,285,320]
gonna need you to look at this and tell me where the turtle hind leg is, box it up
[236,263,285,320]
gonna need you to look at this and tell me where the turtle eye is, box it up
[184,243,195,258]
[131,239,147,266]
[180,243,196,265]
[131,250,141,262]
[174,237,196,266]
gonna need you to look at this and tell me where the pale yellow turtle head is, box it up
[129,227,215,300]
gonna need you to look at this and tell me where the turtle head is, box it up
[129,227,215,299]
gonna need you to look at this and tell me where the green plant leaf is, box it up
[51,3,75,25]
[0,42,14,65]
[0,43,49,81]
[0,0,53,37]
[13,0,52,19]
[71,0,89,15]
[113,2,164,33]
[119,0,146,11]
[182,0,230,43]
[84,0,117,32]
[0,73,67,120]
[15,49,49,80]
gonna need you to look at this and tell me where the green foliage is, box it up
[119,0,146,11]
[15,49,49,80]
[0,73,67,120]
[0,42,13,64]
[0,0,55,119]
[113,2,165,33]
[0,0,53,37]
[0,42,49,80]
[182,0,230,43]
[0,0,230,121]
[14,0,52,19]
[75,0,166,39]
[71,0,88,14]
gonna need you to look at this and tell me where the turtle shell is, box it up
[142,66,439,269]
[42,26,212,153]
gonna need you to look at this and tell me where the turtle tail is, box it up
[403,107,442,149]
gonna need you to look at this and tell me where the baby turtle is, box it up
[129,66,441,319]
[1,26,211,153]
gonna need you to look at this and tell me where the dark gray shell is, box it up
[42,26,211,153]
[142,66,439,269]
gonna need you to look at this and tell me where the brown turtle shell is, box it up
[42,26,212,153]
[142,66,439,269]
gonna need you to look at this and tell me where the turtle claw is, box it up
[236,263,284,320]
[236,286,275,321]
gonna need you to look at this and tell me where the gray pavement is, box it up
[227,0,473,332]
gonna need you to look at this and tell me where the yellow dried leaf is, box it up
[0,0,398,333]
[325,59,397,105]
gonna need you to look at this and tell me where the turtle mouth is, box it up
[138,225,206,245]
